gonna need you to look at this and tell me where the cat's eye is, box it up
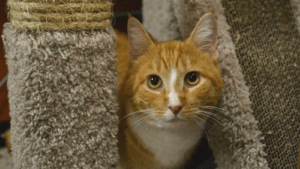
[185,72,200,86]
[147,75,162,89]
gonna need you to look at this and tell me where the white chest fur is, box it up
[128,115,203,168]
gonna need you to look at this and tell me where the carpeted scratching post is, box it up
[222,1,300,168]
[144,0,299,168]
[142,0,181,42]
[2,0,119,168]
[291,0,300,33]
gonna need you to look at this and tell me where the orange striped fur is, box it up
[116,13,222,169]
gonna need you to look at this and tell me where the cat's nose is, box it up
[168,106,183,115]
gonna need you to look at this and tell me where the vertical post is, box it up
[2,0,119,168]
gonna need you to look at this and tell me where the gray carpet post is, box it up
[222,1,300,168]
[142,0,182,42]
[291,0,300,33]
[2,0,119,168]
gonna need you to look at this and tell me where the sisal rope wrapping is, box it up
[7,0,112,30]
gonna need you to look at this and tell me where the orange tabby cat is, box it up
[116,13,222,169]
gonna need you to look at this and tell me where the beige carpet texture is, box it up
[291,0,300,33]
[222,1,300,168]
[2,0,119,168]
[2,24,119,169]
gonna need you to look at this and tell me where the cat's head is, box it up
[124,13,223,128]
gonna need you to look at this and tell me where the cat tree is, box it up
[144,0,300,168]
[2,0,119,168]
[2,0,299,168]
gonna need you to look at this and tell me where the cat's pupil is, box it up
[151,76,159,85]
[188,73,197,82]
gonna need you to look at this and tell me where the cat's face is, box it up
[125,14,222,128]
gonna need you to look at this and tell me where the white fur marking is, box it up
[128,115,202,168]
[168,69,180,107]
[164,109,175,121]
[165,69,180,121]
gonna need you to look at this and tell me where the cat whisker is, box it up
[123,114,152,135]
[196,111,226,126]
[197,105,228,114]
[137,121,152,150]
[195,106,227,120]
[185,108,226,122]
[186,107,201,111]
[130,114,153,131]
[198,110,226,122]
[187,110,225,126]
[119,109,155,121]
[192,116,211,143]
[184,112,200,117]
[152,111,166,114]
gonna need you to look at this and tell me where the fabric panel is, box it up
[222,1,300,168]
[2,24,119,169]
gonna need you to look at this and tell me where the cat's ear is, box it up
[127,16,154,60]
[187,13,218,60]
